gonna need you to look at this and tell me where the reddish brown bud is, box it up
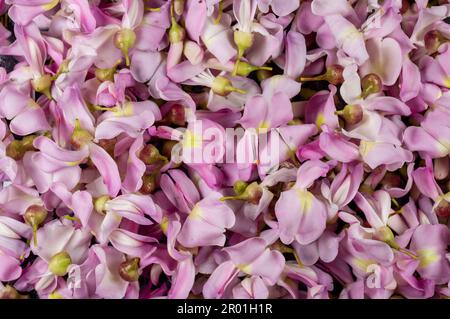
[326,64,345,86]
[336,104,364,125]
[435,198,450,218]
[361,73,382,98]
[119,257,140,282]
[139,144,167,165]
[165,104,186,126]
[140,174,158,194]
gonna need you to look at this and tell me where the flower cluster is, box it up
[0,0,449,299]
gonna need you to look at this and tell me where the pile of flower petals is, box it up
[0,0,449,299]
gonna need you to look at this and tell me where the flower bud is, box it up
[233,180,248,196]
[6,140,24,160]
[336,104,363,125]
[95,67,116,82]
[373,226,395,243]
[161,140,179,159]
[139,144,168,165]
[435,197,450,218]
[299,64,344,85]
[31,74,52,100]
[325,64,344,85]
[140,174,157,194]
[221,182,263,205]
[256,69,272,82]
[164,104,186,126]
[212,76,246,96]
[24,205,48,246]
[361,73,382,98]
[244,182,263,205]
[48,251,72,276]
[70,119,93,149]
[114,28,136,66]
[119,257,140,282]
[6,135,37,160]
[233,31,254,59]
[381,172,403,189]
[232,30,254,75]
[235,61,272,77]
[169,20,186,43]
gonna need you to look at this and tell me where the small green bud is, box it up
[139,144,168,165]
[211,76,246,96]
[233,181,248,196]
[48,252,72,277]
[235,61,272,77]
[114,28,136,66]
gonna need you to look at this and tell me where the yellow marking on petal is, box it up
[315,113,325,128]
[182,130,202,149]
[342,26,362,41]
[114,102,134,117]
[112,212,123,223]
[353,258,376,272]
[189,205,203,219]
[27,100,40,109]
[48,291,64,299]
[160,216,169,235]
[296,189,314,214]
[42,0,59,10]
[360,140,376,157]
[258,121,270,130]
[237,263,252,274]
[65,160,81,167]
[444,77,450,89]
[417,249,440,268]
